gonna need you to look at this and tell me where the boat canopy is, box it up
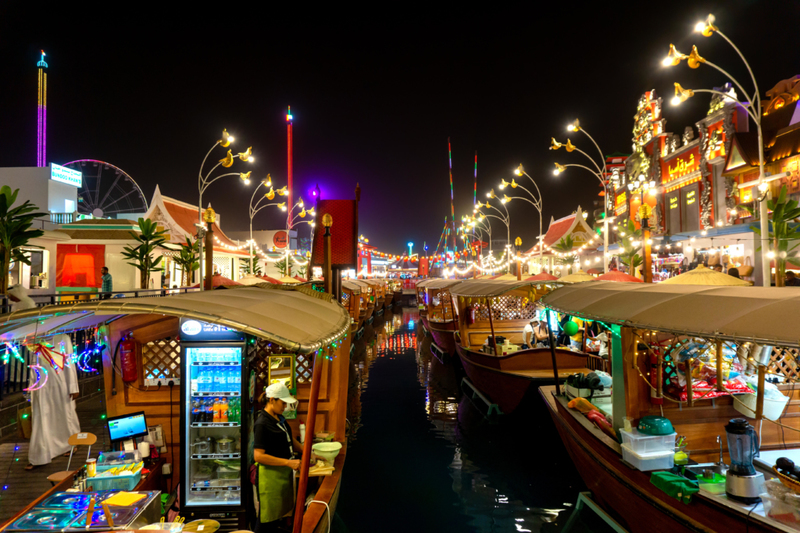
[423,279,463,290]
[541,281,800,347]
[363,279,386,286]
[414,279,439,289]
[0,286,351,353]
[449,279,559,298]
[341,280,362,294]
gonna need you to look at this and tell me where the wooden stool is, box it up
[46,470,73,486]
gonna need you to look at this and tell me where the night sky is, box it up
[2,2,799,255]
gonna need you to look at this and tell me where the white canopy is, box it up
[0,286,351,353]
[449,279,559,298]
[541,281,800,347]
[342,280,362,294]
[423,279,464,290]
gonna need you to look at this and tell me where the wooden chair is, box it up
[46,432,98,485]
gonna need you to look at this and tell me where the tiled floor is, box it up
[0,395,110,525]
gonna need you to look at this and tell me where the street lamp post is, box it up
[551,120,610,273]
[197,130,254,290]
[248,176,288,273]
[509,164,545,272]
[664,14,769,286]
[627,175,658,282]
[283,201,315,277]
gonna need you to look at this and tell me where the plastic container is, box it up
[621,444,674,472]
[96,450,141,472]
[734,392,790,421]
[216,466,239,480]
[89,470,142,491]
[761,493,800,528]
[620,428,676,455]
[565,383,611,403]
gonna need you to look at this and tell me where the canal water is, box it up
[335,306,601,533]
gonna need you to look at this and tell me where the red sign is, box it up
[273,231,288,248]
[310,199,358,269]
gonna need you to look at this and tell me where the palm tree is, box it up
[239,252,263,276]
[552,236,577,270]
[616,219,643,274]
[742,185,800,286]
[121,218,168,289]
[173,237,200,286]
[0,186,46,296]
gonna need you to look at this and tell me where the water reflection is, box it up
[341,305,581,532]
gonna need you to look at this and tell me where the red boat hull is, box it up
[428,321,457,359]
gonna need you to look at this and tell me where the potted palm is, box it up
[121,218,168,289]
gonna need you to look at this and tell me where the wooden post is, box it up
[485,298,500,357]
[292,351,324,533]
[516,259,522,281]
[685,359,694,407]
[715,339,724,392]
[756,365,766,420]
[547,310,561,396]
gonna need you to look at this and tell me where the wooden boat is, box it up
[352,280,376,323]
[415,278,436,318]
[342,280,366,334]
[421,279,463,362]
[364,279,386,312]
[0,286,352,533]
[539,281,800,533]
[450,279,592,414]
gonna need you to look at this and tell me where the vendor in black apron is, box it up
[253,383,304,532]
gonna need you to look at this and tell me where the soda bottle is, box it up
[220,399,229,423]
[213,398,221,423]
[233,366,241,392]
[224,367,232,393]
[204,399,212,423]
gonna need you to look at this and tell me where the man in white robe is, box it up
[27,333,81,468]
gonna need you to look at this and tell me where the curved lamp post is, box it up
[248,175,288,273]
[508,164,545,272]
[197,130,254,289]
[663,16,768,285]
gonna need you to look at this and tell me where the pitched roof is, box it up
[768,122,800,163]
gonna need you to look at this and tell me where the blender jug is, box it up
[726,418,759,476]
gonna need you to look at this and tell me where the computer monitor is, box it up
[107,411,149,442]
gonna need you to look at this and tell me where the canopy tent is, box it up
[493,273,519,281]
[259,274,283,284]
[595,270,643,283]
[278,276,302,284]
[540,281,800,346]
[422,279,463,290]
[557,270,595,283]
[412,278,439,289]
[238,274,268,286]
[341,280,363,295]
[449,279,560,298]
[660,264,751,286]
[0,286,350,353]
[192,274,242,288]
[586,268,602,275]
[526,272,559,281]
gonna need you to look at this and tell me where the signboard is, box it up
[667,191,681,234]
[662,147,700,184]
[272,231,288,248]
[681,184,700,233]
[310,199,358,269]
[50,163,82,187]
[180,318,244,342]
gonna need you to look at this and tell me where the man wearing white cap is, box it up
[253,383,303,532]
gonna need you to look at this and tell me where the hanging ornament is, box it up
[24,364,48,392]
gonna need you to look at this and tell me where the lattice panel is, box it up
[295,353,313,384]
[142,338,180,385]
[247,339,314,403]
[474,295,537,321]
[770,347,800,383]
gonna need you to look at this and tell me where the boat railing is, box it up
[1,286,200,315]
[586,354,608,374]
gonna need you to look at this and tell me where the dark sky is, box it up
[2,2,800,255]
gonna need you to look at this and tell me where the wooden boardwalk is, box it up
[0,397,109,526]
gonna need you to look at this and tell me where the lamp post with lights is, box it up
[663,14,769,286]
[627,175,657,283]
[509,164,545,272]
[283,200,315,277]
[551,120,611,273]
[197,130,254,290]
[474,198,510,263]
[248,175,288,273]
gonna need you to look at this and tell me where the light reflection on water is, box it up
[341,306,581,533]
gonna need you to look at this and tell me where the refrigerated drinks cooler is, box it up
[179,318,248,530]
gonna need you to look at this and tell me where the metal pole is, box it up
[546,311,561,396]
[204,219,213,291]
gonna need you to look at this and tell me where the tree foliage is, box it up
[0,186,46,295]
[742,185,800,286]
[121,218,168,289]
[173,237,200,286]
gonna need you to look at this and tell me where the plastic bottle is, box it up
[204,399,213,422]
[212,398,221,423]
[233,366,241,392]
[299,424,306,444]
[225,367,233,393]
[213,368,222,392]
[220,399,229,423]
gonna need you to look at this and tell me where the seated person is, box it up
[522,319,549,349]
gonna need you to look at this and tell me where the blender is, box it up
[725,418,765,503]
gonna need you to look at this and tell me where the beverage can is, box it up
[86,458,96,477]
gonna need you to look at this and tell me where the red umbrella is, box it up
[294,275,307,282]
[526,272,558,281]
[192,274,243,288]
[586,268,602,275]
[259,274,283,284]
[595,269,643,283]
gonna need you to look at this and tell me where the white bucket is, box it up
[733,392,790,421]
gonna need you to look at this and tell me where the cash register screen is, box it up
[107,411,148,442]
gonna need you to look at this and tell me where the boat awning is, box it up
[540,281,800,347]
[423,279,463,290]
[449,279,560,298]
[363,279,386,287]
[342,280,362,294]
[0,286,351,353]
[414,279,439,289]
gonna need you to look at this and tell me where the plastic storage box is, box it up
[96,451,142,472]
[620,428,676,454]
[621,444,674,472]
[565,384,611,403]
[89,470,142,491]
[761,493,800,528]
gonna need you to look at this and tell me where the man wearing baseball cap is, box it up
[253,383,303,531]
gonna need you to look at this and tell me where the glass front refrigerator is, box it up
[180,319,248,531]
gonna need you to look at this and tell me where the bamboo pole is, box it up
[292,351,324,533]
[485,298,500,357]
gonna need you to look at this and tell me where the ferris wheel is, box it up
[63,159,149,218]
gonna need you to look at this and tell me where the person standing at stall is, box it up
[253,383,304,532]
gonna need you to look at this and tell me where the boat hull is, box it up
[456,342,589,414]
[383,293,394,308]
[428,321,457,360]
[540,387,783,533]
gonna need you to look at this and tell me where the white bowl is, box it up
[312,441,342,462]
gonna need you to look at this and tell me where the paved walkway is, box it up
[0,396,109,526]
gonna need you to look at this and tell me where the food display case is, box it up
[179,319,248,530]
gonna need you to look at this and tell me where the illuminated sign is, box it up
[50,163,82,187]
[615,192,627,207]
[273,231,288,248]
[666,152,698,181]
[180,318,244,342]
[686,190,696,205]
[669,196,679,210]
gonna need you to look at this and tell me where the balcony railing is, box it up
[0,286,200,315]
[50,212,75,224]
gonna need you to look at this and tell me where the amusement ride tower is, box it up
[36,50,48,167]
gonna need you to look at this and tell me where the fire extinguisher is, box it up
[649,346,664,405]
[120,333,138,383]
[466,305,475,326]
